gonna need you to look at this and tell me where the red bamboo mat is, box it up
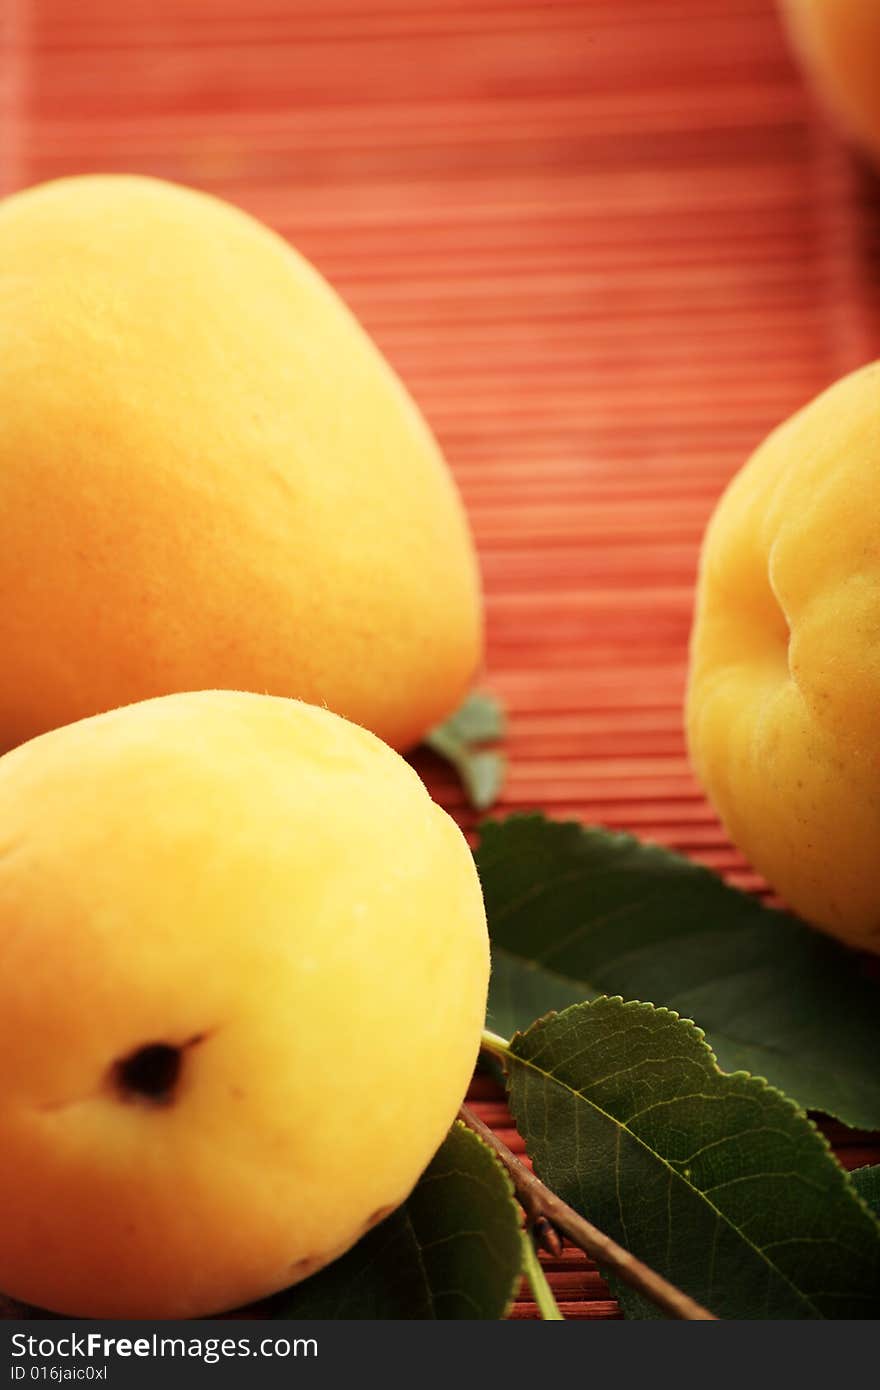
[3,0,880,1320]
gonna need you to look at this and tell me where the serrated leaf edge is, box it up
[506,996,880,1316]
[477,813,880,1129]
[477,812,787,918]
[446,1119,524,1320]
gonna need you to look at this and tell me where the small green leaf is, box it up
[477,814,880,1128]
[456,749,506,812]
[851,1166,880,1218]
[269,1121,522,1319]
[424,692,506,811]
[432,691,506,746]
[504,998,880,1319]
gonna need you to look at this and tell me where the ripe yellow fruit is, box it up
[0,176,482,754]
[780,0,880,162]
[0,691,489,1317]
[686,361,880,953]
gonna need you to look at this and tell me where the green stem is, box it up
[481,1028,512,1058]
[520,1230,564,1320]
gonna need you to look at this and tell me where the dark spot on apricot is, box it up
[113,1043,183,1104]
[291,1255,322,1279]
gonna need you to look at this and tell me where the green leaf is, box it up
[269,1121,522,1319]
[432,691,506,746]
[424,692,506,811]
[503,998,880,1319]
[477,814,880,1128]
[851,1166,880,1219]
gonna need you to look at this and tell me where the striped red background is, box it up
[2,0,879,1319]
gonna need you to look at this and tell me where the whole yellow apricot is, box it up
[687,361,880,953]
[0,690,489,1317]
[0,176,482,754]
[780,0,880,162]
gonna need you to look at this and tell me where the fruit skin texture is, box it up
[0,690,490,1318]
[0,175,482,754]
[780,0,880,163]
[686,361,880,953]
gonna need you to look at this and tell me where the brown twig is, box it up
[459,1103,717,1321]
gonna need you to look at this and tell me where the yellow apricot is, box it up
[687,361,880,952]
[0,691,489,1317]
[780,0,880,163]
[0,176,482,753]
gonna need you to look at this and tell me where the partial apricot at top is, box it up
[780,0,880,164]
